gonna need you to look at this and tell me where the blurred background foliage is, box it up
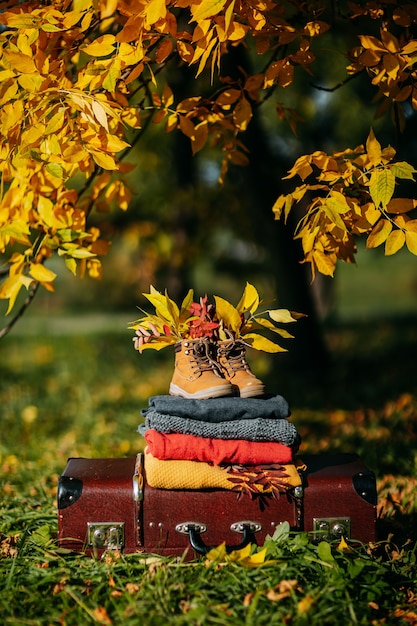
[1,13,417,486]
[2,14,416,323]
[2,17,417,344]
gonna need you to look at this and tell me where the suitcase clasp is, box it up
[230,521,262,534]
[87,522,125,550]
[313,517,351,541]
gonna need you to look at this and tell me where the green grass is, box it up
[335,246,417,320]
[1,320,417,625]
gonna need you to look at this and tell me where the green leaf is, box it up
[30,524,53,547]
[369,169,395,208]
[269,521,290,543]
[348,559,366,579]
[45,162,64,179]
[58,230,91,243]
[317,541,335,562]
[65,257,77,275]
[66,248,96,259]
[391,161,417,180]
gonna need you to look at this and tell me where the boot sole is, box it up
[169,382,235,400]
[238,385,265,398]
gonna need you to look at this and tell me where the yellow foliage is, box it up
[83,35,117,57]
[274,129,417,278]
[131,283,302,353]
[29,263,57,284]
[205,541,268,567]
[1,0,417,315]
[385,229,405,255]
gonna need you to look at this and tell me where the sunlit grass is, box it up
[1,319,417,624]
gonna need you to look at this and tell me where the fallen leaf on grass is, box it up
[126,583,141,594]
[243,592,254,607]
[205,542,271,567]
[104,550,122,563]
[53,579,67,595]
[267,579,299,602]
[0,534,20,557]
[393,609,417,624]
[297,595,315,614]
[93,606,112,624]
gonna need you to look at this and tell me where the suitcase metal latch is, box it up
[313,517,351,541]
[87,522,125,550]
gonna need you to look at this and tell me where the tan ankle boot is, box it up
[169,338,235,399]
[217,340,265,398]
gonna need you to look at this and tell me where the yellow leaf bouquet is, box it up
[130,283,305,353]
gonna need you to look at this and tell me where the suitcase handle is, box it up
[176,521,259,555]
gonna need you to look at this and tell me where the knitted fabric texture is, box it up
[144,429,296,465]
[144,448,302,491]
[139,409,300,446]
[144,394,290,422]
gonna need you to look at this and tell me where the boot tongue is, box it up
[225,343,243,359]
[206,342,217,359]
[194,340,209,358]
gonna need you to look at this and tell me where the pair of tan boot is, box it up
[169,338,265,400]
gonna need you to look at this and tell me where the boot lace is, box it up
[219,341,249,373]
[188,340,222,377]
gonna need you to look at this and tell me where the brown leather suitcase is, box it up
[57,453,377,557]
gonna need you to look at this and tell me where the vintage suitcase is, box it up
[57,453,377,557]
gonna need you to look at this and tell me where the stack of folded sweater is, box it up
[139,394,303,495]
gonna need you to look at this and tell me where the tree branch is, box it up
[0,281,40,341]
[310,71,361,92]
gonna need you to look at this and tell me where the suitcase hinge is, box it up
[293,485,304,531]
[87,522,125,550]
[133,454,144,502]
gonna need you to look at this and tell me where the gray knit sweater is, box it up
[139,409,300,446]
